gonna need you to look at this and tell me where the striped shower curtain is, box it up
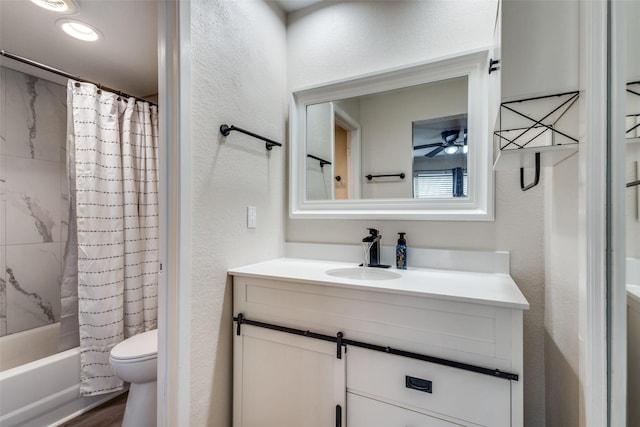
[62,80,159,396]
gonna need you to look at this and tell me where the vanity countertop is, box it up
[229,258,529,310]
[628,285,640,305]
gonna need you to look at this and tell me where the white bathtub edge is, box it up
[0,346,126,427]
[0,383,125,427]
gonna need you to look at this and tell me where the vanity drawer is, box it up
[347,392,466,426]
[346,346,511,427]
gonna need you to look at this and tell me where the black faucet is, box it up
[362,228,390,268]
[362,228,381,266]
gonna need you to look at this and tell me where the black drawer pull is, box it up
[406,375,432,394]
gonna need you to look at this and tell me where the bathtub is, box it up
[0,324,122,426]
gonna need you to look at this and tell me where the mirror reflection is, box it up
[626,1,640,424]
[412,113,468,198]
[305,76,468,201]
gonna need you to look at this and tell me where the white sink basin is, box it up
[325,267,402,281]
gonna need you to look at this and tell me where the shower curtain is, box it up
[60,80,159,396]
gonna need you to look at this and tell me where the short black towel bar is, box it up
[307,154,332,167]
[366,173,405,181]
[220,124,282,151]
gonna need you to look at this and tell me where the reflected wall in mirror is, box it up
[291,50,493,220]
[305,77,469,201]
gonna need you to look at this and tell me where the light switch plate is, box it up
[247,206,257,228]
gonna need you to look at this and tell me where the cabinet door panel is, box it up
[347,392,465,427]
[234,325,345,427]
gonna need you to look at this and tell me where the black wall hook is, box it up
[489,58,500,74]
[220,124,282,151]
[520,152,541,191]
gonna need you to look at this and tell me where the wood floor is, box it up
[61,392,127,427]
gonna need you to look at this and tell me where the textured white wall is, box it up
[501,0,579,100]
[544,154,579,426]
[629,1,640,82]
[288,0,497,90]
[187,1,287,425]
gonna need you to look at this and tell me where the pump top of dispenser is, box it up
[397,232,406,245]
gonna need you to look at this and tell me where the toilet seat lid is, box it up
[111,329,158,361]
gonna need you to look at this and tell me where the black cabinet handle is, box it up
[406,375,432,394]
[336,404,342,427]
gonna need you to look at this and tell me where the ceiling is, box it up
[0,0,158,98]
[0,0,324,99]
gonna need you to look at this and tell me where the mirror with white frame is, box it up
[290,50,494,220]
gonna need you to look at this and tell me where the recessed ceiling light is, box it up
[57,19,102,42]
[30,0,78,14]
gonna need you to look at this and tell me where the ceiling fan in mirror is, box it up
[413,128,468,157]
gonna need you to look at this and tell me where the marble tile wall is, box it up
[0,66,67,336]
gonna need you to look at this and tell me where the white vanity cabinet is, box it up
[230,258,528,427]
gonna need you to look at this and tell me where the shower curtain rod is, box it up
[0,50,157,106]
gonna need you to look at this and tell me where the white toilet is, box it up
[109,329,158,427]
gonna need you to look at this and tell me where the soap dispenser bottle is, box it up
[396,232,407,270]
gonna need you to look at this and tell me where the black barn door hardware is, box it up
[234,313,337,344]
[233,313,519,381]
[366,173,406,181]
[219,124,282,151]
[307,154,332,167]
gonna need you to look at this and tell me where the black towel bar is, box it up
[220,124,282,151]
[366,173,405,181]
[307,154,332,167]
